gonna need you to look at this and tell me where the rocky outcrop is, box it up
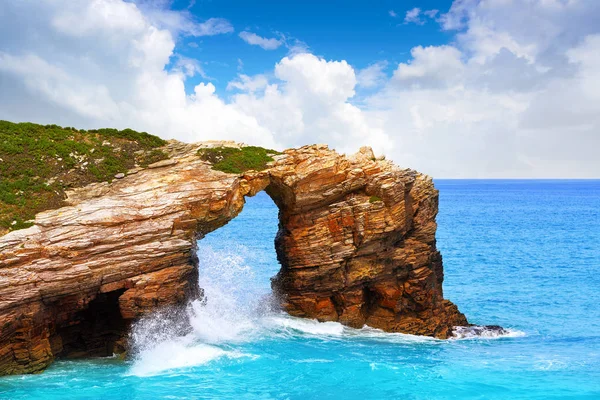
[0,142,467,375]
[267,146,468,336]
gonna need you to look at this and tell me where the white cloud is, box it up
[394,46,464,85]
[134,1,233,37]
[0,52,120,120]
[227,74,269,93]
[192,18,234,36]
[230,54,390,151]
[356,61,388,88]
[172,55,206,78]
[239,31,282,50]
[389,10,398,18]
[372,0,600,177]
[282,37,310,56]
[404,7,439,25]
[0,0,599,178]
[404,8,424,25]
[438,0,475,30]
[424,9,439,18]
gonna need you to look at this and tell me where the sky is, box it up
[0,0,599,178]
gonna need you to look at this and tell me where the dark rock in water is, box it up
[452,325,509,338]
[0,141,486,375]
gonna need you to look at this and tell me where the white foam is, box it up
[265,316,345,336]
[264,317,443,343]
[290,358,334,363]
[352,325,440,343]
[129,336,245,377]
[128,243,266,376]
[533,359,568,371]
[452,325,526,340]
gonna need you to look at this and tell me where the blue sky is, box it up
[163,0,455,94]
[0,0,599,178]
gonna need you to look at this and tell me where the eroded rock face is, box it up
[267,146,468,337]
[0,142,467,375]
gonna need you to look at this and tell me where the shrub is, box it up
[197,146,280,174]
[0,120,168,233]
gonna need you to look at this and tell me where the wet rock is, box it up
[452,325,509,338]
[114,173,125,179]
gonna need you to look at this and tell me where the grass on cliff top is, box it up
[0,120,168,233]
[197,146,281,174]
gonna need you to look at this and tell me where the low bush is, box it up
[197,146,280,174]
[0,120,168,233]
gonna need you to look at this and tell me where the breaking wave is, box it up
[128,239,524,376]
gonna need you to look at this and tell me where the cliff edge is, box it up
[0,140,468,375]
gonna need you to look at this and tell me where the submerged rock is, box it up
[0,141,473,375]
[452,325,510,339]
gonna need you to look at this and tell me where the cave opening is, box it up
[53,289,128,359]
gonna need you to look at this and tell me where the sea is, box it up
[1,180,599,399]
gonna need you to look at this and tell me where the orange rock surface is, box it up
[0,142,467,375]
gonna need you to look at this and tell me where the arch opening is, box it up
[195,190,282,317]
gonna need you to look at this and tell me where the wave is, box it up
[262,316,523,344]
[263,315,345,336]
[129,338,249,377]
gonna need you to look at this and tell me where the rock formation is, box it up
[0,141,467,375]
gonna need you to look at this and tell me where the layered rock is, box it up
[267,146,468,336]
[0,142,467,375]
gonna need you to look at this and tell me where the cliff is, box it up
[0,139,468,375]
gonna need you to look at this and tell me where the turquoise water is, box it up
[1,180,599,399]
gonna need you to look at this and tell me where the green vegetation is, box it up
[197,146,281,174]
[0,120,168,233]
[369,195,383,203]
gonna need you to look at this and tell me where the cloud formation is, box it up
[404,7,439,25]
[356,62,389,88]
[239,31,283,50]
[133,1,233,37]
[0,0,598,177]
[404,8,425,25]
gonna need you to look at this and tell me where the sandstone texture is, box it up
[0,142,467,375]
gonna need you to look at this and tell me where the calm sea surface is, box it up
[1,180,599,399]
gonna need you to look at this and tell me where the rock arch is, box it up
[0,143,467,375]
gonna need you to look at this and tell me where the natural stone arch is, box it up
[0,142,467,375]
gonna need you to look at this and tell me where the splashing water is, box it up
[128,243,269,376]
[189,245,260,343]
